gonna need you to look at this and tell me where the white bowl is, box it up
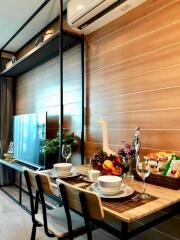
[53,163,72,173]
[97,176,122,189]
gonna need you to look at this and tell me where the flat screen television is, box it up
[13,112,47,168]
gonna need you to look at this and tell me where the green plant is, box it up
[62,128,79,151]
[42,129,79,156]
[42,138,59,155]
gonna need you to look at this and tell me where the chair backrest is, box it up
[56,179,104,221]
[24,169,39,223]
[24,168,38,189]
[35,173,55,238]
[35,173,53,194]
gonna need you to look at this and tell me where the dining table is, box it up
[41,165,180,240]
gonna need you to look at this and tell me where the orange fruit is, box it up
[103,160,113,171]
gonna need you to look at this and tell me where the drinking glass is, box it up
[136,157,151,200]
[62,144,71,163]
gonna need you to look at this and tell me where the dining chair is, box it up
[24,169,42,240]
[56,179,124,240]
[35,173,87,240]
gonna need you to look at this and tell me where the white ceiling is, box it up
[0,0,68,53]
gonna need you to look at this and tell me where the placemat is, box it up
[56,175,158,214]
[101,192,157,214]
[62,176,89,185]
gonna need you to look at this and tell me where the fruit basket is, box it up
[90,151,126,176]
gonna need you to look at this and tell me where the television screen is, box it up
[13,112,46,168]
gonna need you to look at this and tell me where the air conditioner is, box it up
[67,0,147,35]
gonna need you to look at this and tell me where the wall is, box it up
[15,56,60,138]
[15,44,82,164]
[85,0,180,160]
[14,0,180,162]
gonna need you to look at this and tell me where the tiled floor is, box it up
[0,186,179,240]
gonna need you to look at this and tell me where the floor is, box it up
[0,186,179,240]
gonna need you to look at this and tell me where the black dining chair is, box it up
[35,173,87,239]
[25,169,87,240]
[24,169,42,240]
[56,178,122,240]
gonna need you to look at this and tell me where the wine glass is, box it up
[62,144,71,163]
[136,157,151,200]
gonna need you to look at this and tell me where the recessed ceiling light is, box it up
[77,5,84,10]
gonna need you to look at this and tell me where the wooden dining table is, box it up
[41,165,180,240]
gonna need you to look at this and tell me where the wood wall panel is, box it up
[64,102,82,116]
[89,87,180,115]
[15,45,82,163]
[85,0,180,161]
[87,43,180,81]
[86,128,180,151]
[87,108,180,130]
[15,56,60,143]
[87,0,178,44]
[87,21,180,72]
[64,89,82,104]
[85,143,180,163]
[87,0,180,56]
[88,64,180,97]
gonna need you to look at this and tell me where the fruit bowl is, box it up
[90,151,124,176]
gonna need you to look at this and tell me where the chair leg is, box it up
[79,192,93,240]
[121,222,128,240]
[31,223,37,240]
[87,229,92,240]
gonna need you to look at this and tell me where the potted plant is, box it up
[41,128,79,168]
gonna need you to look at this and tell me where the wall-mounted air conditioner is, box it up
[67,0,147,35]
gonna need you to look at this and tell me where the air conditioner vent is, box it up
[67,0,147,34]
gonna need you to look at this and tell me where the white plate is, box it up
[87,182,134,199]
[42,168,80,179]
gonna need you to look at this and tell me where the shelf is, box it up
[0,31,82,77]
[0,159,25,172]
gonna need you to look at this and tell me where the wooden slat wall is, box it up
[15,45,82,163]
[15,56,60,139]
[85,0,180,161]
[63,45,83,164]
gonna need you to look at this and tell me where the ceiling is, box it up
[0,0,68,53]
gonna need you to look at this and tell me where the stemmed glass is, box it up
[62,144,71,163]
[136,157,151,200]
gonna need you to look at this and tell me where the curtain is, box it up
[0,54,14,185]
